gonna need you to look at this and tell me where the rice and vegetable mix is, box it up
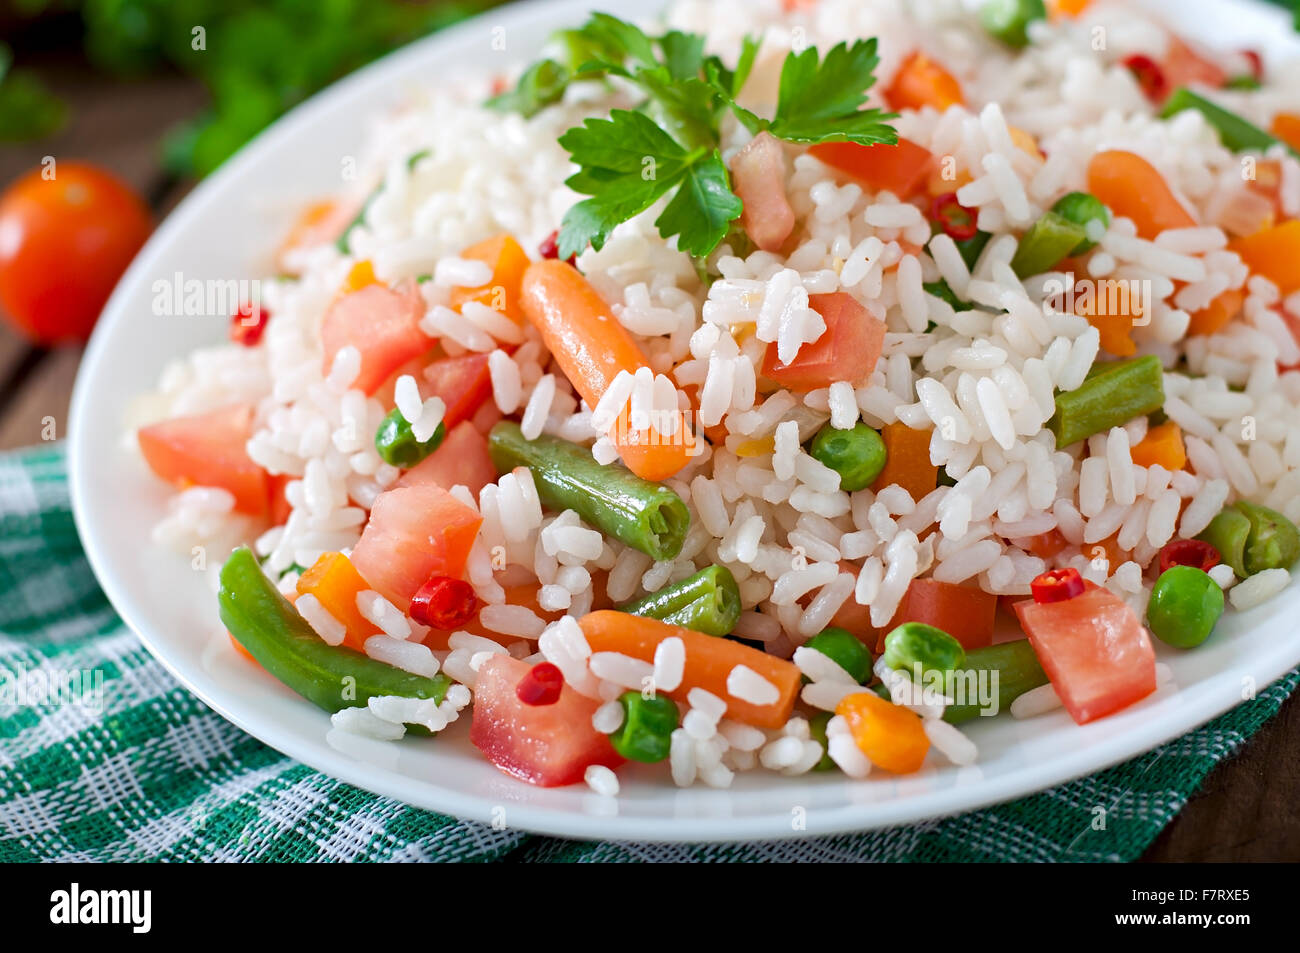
[133,0,1300,794]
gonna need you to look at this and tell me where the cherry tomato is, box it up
[0,162,151,345]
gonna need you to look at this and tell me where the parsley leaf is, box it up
[653,151,743,257]
[485,58,569,118]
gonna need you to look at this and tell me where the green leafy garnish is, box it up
[490,13,897,260]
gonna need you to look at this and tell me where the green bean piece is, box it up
[979,0,1047,48]
[1010,211,1089,278]
[882,622,966,679]
[1048,354,1165,447]
[618,565,741,636]
[1160,88,1294,157]
[807,711,837,771]
[1050,191,1112,253]
[809,421,888,492]
[219,548,451,723]
[488,421,690,561]
[803,627,874,684]
[1236,501,1300,575]
[375,408,445,468]
[1147,566,1225,649]
[943,639,1049,723]
[609,691,678,762]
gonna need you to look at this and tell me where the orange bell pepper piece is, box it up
[1131,420,1186,471]
[884,51,964,113]
[449,234,531,323]
[836,691,931,774]
[871,423,937,500]
[296,551,382,651]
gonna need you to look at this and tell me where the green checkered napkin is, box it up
[0,443,1294,862]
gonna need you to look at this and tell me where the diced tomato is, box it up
[808,138,933,200]
[1161,37,1227,95]
[877,578,998,652]
[137,403,268,517]
[761,292,885,391]
[422,352,492,429]
[349,484,482,607]
[268,473,293,526]
[1017,528,1070,559]
[470,654,622,787]
[1013,585,1157,724]
[320,281,432,395]
[396,421,496,497]
[731,131,795,252]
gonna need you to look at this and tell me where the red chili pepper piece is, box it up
[230,300,269,346]
[409,575,481,630]
[516,662,565,706]
[1031,567,1086,604]
[537,230,577,266]
[929,192,978,241]
[1241,50,1263,83]
[1158,538,1221,575]
[1122,54,1168,103]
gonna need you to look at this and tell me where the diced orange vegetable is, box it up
[1086,150,1197,240]
[449,234,530,323]
[276,199,354,273]
[884,51,964,113]
[835,691,930,774]
[520,260,694,481]
[808,137,934,200]
[340,259,379,295]
[1082,531,1129,575]
[1187,287,1244,337]
[1229,220,1300,295]
[926,164,973,197]
[296,552,381,651]
[881,578,998,652]
[1007,126,1043,161]
[870,423,937,500]
[1131,420,1186,471]
[578,611,800,729]
[1271,113,1300,154]
[1048,0,1093,19]
[1073,278,1141,356]
[1018,528,1070,559]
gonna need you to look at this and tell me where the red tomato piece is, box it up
[0,162,151,344]
[395,421,496,497]
[762,292,886,392]
[137,403,268,517]
[807,138,934,200]
[1162,37,1227,95]
[470,655,622,786]
[879,578,998,652]
[1014,585,1157,725]
[349,484,482,607]
[320,281,431,395]
[421,352,492,429]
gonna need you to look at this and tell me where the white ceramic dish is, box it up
[70,0,1300,842]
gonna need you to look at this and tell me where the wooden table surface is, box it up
[3,53,1297,862]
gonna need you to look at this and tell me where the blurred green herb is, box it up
[3,0,504,174]
[0,41,69,141]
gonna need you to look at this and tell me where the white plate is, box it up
[70,0,1300,842]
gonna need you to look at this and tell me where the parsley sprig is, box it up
[488,13,897,260]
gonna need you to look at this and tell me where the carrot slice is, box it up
[520,260,694,481]
[578,611,800,729]
[870,423,937,500]
[1271,113,1300,154]
[835,691,930,774]
[1074,279,1141,356]
[1229,220,1300,295]
[449,234,530,323]
[1131,420,1186,470]
[1086,150,1196,240]
[884,51,964,113]
[296,552,382,651]
[1018,528,1070,559]
[1186,287,1244,336]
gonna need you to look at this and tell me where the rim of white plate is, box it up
[69,0,1300,842]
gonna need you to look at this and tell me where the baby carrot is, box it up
[520,260,694,481]
[578,611,800,728]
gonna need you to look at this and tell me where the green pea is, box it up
[809,422,887,492]
[1050,191,1112,253]
[979,0,1047,48]
[882,622,966,679]
[609,691,678,763]
[803,627,873,684]
[1199,501,1300,577]
[374,408,445,468]
[1237,501,1300,575]
[807,711,837,772]
[1147,566,1225,649]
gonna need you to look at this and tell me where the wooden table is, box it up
[3,55,1296,863]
